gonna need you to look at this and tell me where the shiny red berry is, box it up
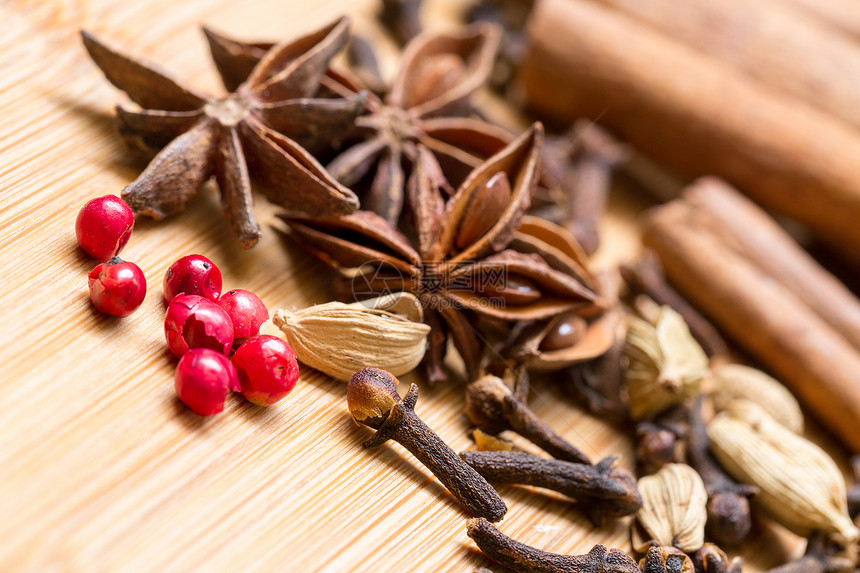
[76,195,135,261]
[217,289,269,340]
[88,257,146,317]
[232,335,299,406]
[163,255,222,302]
[164,294,234,358]
[175,349,239,416]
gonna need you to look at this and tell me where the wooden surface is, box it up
[0,0,824,571]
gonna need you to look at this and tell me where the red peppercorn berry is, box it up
[232,335,299,406]
[217,289,269,341]
[164,294,234,358]
[175,348,239,416]
[163,254,222,302]
[76,194,135,261]
[88,257,147,317]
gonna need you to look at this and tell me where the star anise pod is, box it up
[203,23,514,227]
[280,123,605,384]
[81,17,363,248]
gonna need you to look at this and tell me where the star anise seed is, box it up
[203,24,515,227]
[280,123,605,384]
[82,17,363,248]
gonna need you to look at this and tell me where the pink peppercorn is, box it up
[88,257,146,317]
[232,335,299,406]
[164,294,234,357]
[175,348,239,416]
[217,289,269,340]
[163,254,222,302]
[75,195,135,262]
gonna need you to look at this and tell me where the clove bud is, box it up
[465,374,591,464]
[460,450,642,524]
[467,517,641,573]
[687,396,757,546]
[347,368,507,522]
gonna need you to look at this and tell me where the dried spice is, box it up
[621,250,727,358]
[764,532,856,573]
[464,0,531,93]
[541,121,628,255]
[687,396,757,547]
[82,18,362,248]
[502,306,621,372]
[204,23,512,226]
[282,124,603,383]
[379,0,423,47]
[460,450,642,522]
[710,364,803,434]
[347,368,507,521]
[561,331,627,422]
[325,23,511,225]
[634,463,709,553]
[272,294,430,381]
[708,400,859,543]
[691,544,743,573]
[346,35,387,96]
[640,546,696,573]
[465,375,591,464]
[624,305,709,420]
[467,517,641,573]
[635,420,684,475]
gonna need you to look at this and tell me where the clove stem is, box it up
[460,450,642,520]
[687,396,757,546]
[467,517,640,573]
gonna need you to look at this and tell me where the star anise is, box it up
[203,23,514,227]
[81,17,364,248]
[279,123,606,384]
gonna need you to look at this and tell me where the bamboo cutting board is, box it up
[0,0,822,570]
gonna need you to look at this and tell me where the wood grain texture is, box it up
[0,0,814,571]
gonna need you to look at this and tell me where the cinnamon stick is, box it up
[523,0,860,262]
[679,177,860,352]
[777,0,860,41]
[641,181,860,452]
[590,0,860,131]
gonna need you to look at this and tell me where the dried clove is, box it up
[464,0,530,93]
[346,35,387,96]
[635,420,685,475]
[467,517,641,573]
[347,368,507,521]
[460,450,642,523]
[465,375,591,464]
[621,251,727,358]
[543,121,629,255]
[561,335,627,422]
[687,397,757,546]
[763,533,856,573]
[691,544,743,573]
[640,546,695,573]
[379,0,423,47]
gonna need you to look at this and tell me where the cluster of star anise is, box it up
[82,16,616,384]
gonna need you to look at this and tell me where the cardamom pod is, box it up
[624,305,709,419]
[272,294,430,382]
[634,463,709,553]
[708,400,859,543]
[711,364,803,433]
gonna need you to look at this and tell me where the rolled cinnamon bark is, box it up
[681,177,860,352]
[641,184,860,452]
[523,0,860,261]
[777,0,860,41]
[591,0,860,130]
